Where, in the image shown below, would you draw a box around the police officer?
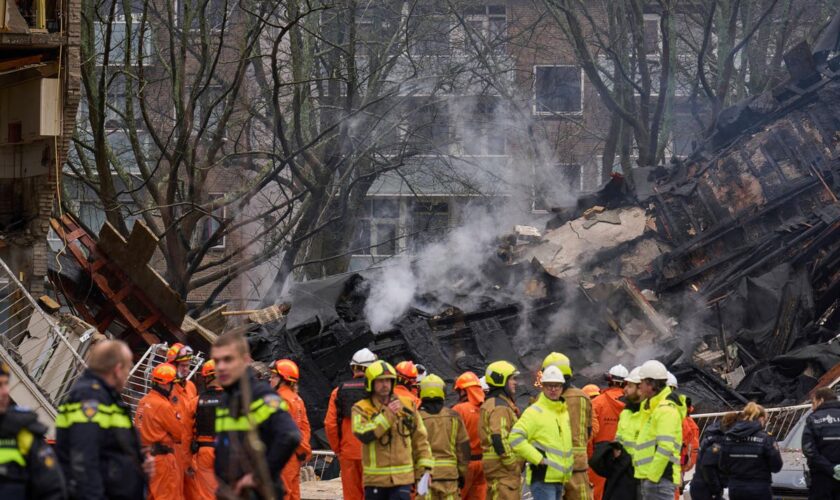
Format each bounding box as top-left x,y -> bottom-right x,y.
212,331 -> 301,499
803,387 -> 840,499
689,411 -> 738,500
0,360 -> 66,499
718,402 -> 782,500
56,339 -> 149,500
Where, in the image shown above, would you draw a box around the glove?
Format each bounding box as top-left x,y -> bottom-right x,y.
833,464 -> 840,481
417,470 -> 432,496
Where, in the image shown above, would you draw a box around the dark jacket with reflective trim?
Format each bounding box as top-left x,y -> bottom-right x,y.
0,406 -> 67,500
690,420 -> 728,497
214,369 -> 301,497
55,370 -> 144,500
719,420 -> 782,485
803,399 -> 840,477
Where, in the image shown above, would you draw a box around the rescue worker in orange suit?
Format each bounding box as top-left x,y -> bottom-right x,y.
325,348 -> 378,500
190,360 -> 222,500
589,365 -> 629,500
395,360 -> 422,409
541,352 -> 596,500
453,371 -> 487,500
165,343 -> 200,499
271,359 -> 312,500
135,363 -> 184,500
419,374 -> 470,499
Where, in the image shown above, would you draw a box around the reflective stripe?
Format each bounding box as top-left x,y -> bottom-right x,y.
418,457 -> 434,469
656,435 -> 677,444
0,447 -> 25,466
434,458 -> 458,466
55,402 -> 133,429
634,456 -> 653,466
215,397 -> 283,432
534,442 -> 574,458
365,463 -> 416,475
509,436 -> 526,448
729,454 -> 759,458
635,439 -> 656,450
545,458 -> 572,474
656,448 -> 679,464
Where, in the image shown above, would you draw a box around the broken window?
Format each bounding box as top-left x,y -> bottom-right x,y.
534,66 -> 582,114
409,200 -> 450,250
351,198 -> 400,256
199,194 -> 226,250
643,15 -> 661,57
463,5 -> 506,52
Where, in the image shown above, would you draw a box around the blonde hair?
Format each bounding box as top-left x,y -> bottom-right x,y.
741,402 -> 767,422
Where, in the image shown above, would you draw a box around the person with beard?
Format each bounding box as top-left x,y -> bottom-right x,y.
480,361 -> 523,500
452,371 -> 487,500
719,403 -> 782,500
589,366 -> 642,500
418,374 -> 470,500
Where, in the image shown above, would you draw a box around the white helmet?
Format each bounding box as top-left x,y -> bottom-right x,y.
608,364 -> 629,380
478,376 -> 490,392
540,365 -> 566,384
638,360 -> 669,381
625,367 -> 642,384
666,372 -> 678,389
350,348 -> 378,368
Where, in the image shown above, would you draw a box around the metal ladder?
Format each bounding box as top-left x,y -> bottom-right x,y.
0,257 -> 88,437
123,342 -> 204,412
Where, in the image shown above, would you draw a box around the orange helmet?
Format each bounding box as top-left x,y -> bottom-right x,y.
201,360 -> 216,379
395,360 -> 418,384
151,363 -> 177,385
166,343 -> 193,363
454,371 -> 481,390
582,384 -> 601,398
272,359 -> 300,383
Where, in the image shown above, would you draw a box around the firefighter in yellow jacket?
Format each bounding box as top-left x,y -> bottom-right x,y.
352,360 -> 434,500
417,374 -> 470,500
480,360 -> 523,500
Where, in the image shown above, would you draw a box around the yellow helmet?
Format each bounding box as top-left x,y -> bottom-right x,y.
485,361 -> 520,388
542,352 -> 572,377
364,360 -> 397,392
419,374 -> 446,399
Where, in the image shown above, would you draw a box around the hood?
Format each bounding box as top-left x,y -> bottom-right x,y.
727,420 -> 763,438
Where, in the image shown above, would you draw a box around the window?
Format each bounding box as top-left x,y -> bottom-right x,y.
460,96 -> 505,155
94,20 -> 153,66
463,5 -> 506,51
534,66 -> 583,114
351,198 -> 400,256
406,98 -> 449,152
194,84 -> 227,132
179,0 -> 231,32
106,129 -> 153,174
534,164 -> 581,211
409,200 -> 449,250
643,14 -> 661,57
409,6 -> 451,56
199,194 -> 226,250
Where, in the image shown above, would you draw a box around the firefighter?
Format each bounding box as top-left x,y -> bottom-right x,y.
590,365 -> 628,500
165,343 -> 200,499
395,360 -> 422,408
0,360 -> 66,499
804,387 -> 840,500
56,339 -> 150,500
325,347 -> 378,500
480,360 -> 522,500
718,402 -> 782,500
509,365 -> 573,500
452,371 -> 487,500
633,360 -> 682,500
541,352 -> 595,500
136,363 -> 184,500
351,360 -> 434,500
191,360 -> 223,500
271,359 -> 312,500
212,331 -> 301,498
418,374 -> 470,500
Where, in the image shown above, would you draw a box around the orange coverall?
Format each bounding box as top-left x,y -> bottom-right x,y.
675,414 -> 701,499
172,380 -> 199,499
589,386 -> 625,500
136,388 -> 184,500
453,385 -> 487,500
279,385 -> 312,500
325,377 -> 366,500
394,384 -> 420,409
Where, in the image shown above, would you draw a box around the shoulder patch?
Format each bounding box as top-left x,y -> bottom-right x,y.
264,394 -> 288,411
81,400 -> 100,419
91,382 -> 101,390
38,446 -> 57,469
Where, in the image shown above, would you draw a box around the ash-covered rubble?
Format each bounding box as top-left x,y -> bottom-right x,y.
243,29 -> 840,441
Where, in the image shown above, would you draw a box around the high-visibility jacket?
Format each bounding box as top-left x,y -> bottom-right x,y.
453,401 -> 483,456
324,377 -> 367,460
419,403 -> 470,480
509,393 -> 573,485
172,378 -> 198,498
563,386 -> 595,472
633,387 -> 682,484
592,387 -> 624,444
394,384 -> 421,409
56,369 -> 145,499
136,387 -> 185,500
479,392 -> 522,479
0,405 -> 65,500
352,394 -> 434,487
615,400 -> 642,459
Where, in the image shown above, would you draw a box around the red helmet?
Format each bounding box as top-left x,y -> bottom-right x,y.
201,360 -> 216,379
395,361 -> 418,384
151,363 -> 177,385
454,371 -> 481,390
272,359 -> 300,383
165,343 -> 184,363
